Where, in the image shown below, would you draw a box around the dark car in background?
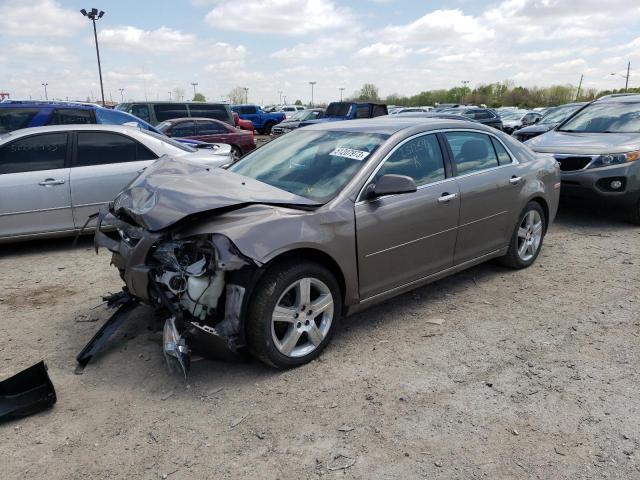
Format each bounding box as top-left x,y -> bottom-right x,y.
271,108 -> 325,136
157,117 -> 256,160
298,102 -> 387,128
526,94 -> 640,223
512,102 -> 586,142
0,100 -> 157,133
115,101 -> 234,127
441,107 -> 503,130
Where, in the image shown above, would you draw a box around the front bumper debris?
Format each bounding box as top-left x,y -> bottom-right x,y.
88,206 -> 262,377
0,361 -> 56,422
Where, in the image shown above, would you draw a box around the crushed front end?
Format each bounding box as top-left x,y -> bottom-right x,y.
90,205 -> 262,376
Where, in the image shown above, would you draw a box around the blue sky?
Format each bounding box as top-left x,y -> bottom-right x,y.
1,0 -> 639,104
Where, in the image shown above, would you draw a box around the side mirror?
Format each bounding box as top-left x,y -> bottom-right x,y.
534,117 -> 541,124
364,174 -> 417,199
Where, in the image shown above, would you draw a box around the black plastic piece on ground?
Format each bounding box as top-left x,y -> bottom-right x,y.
0,361 -> 56,422
75,297 -> 139,373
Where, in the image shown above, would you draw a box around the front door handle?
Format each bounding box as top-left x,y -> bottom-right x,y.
509,176 -> 522,185
39,178 -> 65,186
438,192 -> 458,203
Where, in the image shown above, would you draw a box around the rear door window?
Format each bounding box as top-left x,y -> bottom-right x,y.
49,109 -> 93,125
444,132 -> 499,175
372,105 -> 387,117
188,104 -> 230,123
0,108 -> 41,133
153,103 -> 188,122
0,133 -> 68,174
76,131 -> 157,166
240,106 -> 257,115
197,121 -> 228,135
355,105 -> 370,119
170,121 -> 196,137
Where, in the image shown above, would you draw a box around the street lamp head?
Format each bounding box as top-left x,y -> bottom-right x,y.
98,10 -> 104,18
80,8 -> 87,15
81,8 -> 105,20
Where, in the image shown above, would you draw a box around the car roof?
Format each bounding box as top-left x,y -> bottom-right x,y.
299,117 -> 486,135
160,117 -> 227,123
0,100 -> 97,110
594,93 -> 640,103
0,124 -> 146,139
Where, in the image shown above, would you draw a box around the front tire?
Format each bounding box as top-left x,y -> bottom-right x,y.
246,260 -> 341,368
628,199 -> 640,225
499,201 -> 546,269
262,121 -> 275,135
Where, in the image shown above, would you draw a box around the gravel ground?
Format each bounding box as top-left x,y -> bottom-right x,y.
1,205 -> 639,479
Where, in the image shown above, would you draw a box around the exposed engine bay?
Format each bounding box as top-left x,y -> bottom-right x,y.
82,205 -> 264,378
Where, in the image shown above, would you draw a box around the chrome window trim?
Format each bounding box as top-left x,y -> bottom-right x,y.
355,128 -> 518,203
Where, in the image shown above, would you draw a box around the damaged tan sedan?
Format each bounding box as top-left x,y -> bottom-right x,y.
89,118 -> 560,373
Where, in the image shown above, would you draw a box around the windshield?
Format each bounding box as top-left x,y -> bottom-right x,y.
540,105 -> 582,124
229,130 -> 388,202
326,102 -> 352,117
558,102 -> 640,133
287,110 -> 307,121
500,110 -> 527,120
139,129 -> 197,152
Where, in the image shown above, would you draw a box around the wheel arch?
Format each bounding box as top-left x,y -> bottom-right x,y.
527,196 -> 550,232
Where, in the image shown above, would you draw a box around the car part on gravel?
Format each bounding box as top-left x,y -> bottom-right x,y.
0,361 -> 56,422
75,290 -> 139,373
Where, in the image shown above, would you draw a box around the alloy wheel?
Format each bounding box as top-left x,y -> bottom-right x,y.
517,210 -> 543,262
270,277 -> 334,358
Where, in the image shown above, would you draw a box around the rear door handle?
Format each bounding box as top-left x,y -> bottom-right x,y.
438,192 -> 458,203
509,176 -> 522,185
39,178 -> 65,186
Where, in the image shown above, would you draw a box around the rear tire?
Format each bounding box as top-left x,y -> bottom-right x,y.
499,201 -> 546,269
230,146 -> 242,161
246,260 -> 341,369
262,121 -> 275,135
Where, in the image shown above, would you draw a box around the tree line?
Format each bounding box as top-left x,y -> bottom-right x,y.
348,82 -> 640,108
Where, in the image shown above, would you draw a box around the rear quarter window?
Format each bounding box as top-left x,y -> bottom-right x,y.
0,108 -> 40,133
153,103 -> 188,122
49,109 -> 93,125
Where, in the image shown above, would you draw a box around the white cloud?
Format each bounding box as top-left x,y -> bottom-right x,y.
12,43 -> 75,63
356,42 -> 411,59
382,9 -> 495,44
270,38 -> 356,61
100,26 -> 196,53
0,0 -> 84,37
205,0 -> 354,35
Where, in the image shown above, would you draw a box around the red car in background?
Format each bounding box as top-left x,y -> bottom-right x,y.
157,117 -> 255,160
233,112 -> 254,131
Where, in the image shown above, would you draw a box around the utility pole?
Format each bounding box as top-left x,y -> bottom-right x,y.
243,87 -> 249,104
575,74 -> 583,101
191,82 -> 198,99
118,88 -> 125,102
461,80 -> 470,103
80,8 -> 106,106
625,61 -> 630,92
309,81 -> 316,107
168,91 -> 172,100
278,90 -> 282,105
41,82 -> 48,100
339,87 -> 345,101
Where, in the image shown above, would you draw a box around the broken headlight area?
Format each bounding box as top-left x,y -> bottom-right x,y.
146,234 -> 259,375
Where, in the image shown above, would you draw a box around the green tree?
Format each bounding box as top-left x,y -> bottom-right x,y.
193,92 -> 206,102
357,83 -> 380,102
228,86 -> 246,104
294,99 -> 303,105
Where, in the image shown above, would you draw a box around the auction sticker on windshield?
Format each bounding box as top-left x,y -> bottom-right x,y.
329,147 -> 371,161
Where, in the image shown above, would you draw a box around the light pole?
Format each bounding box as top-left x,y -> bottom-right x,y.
278,90 -> 283,105
168,91 -> 172,100
309,81 -> 316,107
339,87 -> 345,101
80,8 -> 106,106
610,62 -> 631,92
243,87 -> 249,104
41,82 -> 49,100
118,88 -> 125,102
191,82 -> 198,99
461,80 -> 470,103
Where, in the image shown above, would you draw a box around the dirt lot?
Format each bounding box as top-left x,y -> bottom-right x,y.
1,205 -> 639,480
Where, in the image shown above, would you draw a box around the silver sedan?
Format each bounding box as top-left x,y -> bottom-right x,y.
0,125 -> 231,242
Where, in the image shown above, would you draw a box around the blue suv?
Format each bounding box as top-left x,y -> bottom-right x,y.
0,100 -> 160,133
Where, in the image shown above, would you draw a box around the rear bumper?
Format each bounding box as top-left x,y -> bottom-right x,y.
560,162 -> 640,207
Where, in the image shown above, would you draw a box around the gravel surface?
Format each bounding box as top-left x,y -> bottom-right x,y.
1,205 -> 639,479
